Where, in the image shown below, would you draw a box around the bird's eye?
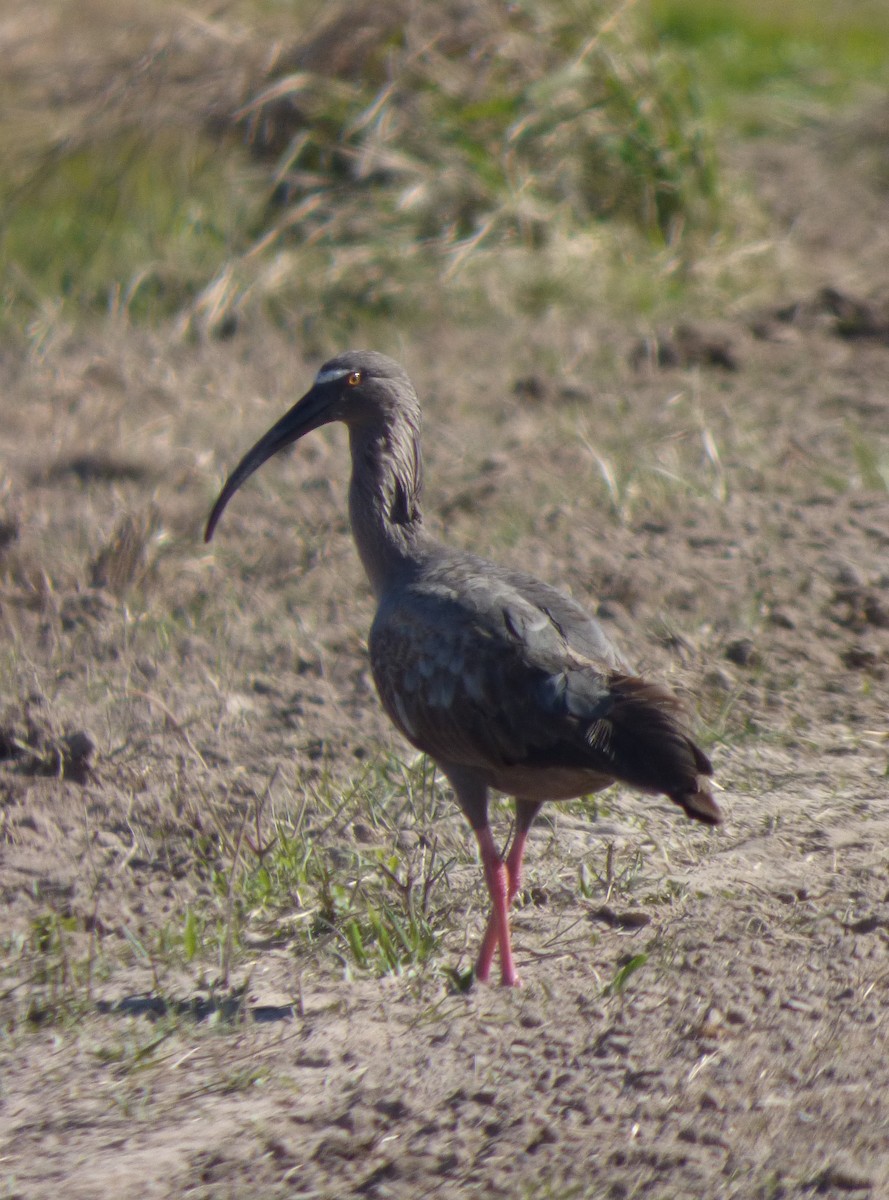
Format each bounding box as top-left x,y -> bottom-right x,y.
347,370 -> 362,387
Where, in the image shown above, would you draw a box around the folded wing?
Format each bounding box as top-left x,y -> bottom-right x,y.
369,555 -> 718,824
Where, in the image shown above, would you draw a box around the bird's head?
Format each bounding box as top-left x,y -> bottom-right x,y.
204,350 -> 418,541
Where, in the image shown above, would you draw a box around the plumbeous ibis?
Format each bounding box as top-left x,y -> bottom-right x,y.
205,350 -> 720,986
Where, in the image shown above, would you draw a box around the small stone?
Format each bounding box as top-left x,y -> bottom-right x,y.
591,905 -> 651,929
724,637 -> 760,668
62,730 -> 96,783
832,562 -> 865,587
520,1007 -> 545,1029
814,1162 -> 874,1192
842,644 -> 881,671
703,666 -> 735,691
513,374 -> 549,402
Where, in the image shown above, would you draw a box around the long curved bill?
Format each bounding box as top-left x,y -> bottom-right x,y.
204,383 -> 332,542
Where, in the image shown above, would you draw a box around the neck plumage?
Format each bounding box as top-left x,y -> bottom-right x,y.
348,415 -> 426,598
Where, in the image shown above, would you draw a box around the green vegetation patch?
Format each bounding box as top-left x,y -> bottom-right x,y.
648,0 -> 889,130
1,0 -> 720,338
2,129 -> 262,324
3,0 -> 888,338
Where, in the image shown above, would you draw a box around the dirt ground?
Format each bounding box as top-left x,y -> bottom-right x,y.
2,102 -> 889,1199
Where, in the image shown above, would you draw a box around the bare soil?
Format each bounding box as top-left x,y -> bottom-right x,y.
2,103 -> 889,1199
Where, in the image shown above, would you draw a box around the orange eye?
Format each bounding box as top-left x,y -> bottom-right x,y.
347,370 -> 362,387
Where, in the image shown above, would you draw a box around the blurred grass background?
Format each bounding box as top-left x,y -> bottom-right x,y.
2,0 -> 887,345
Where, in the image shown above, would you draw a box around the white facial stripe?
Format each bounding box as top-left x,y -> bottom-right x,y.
314,366 -> 352,385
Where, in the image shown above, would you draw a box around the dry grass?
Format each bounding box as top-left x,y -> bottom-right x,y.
1,0 -> 726,338
2,243 -> 889,1198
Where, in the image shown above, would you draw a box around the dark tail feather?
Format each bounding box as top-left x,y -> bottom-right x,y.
672,735 -> 721,825
594,674 -> 721,825
672,784 -> 722,825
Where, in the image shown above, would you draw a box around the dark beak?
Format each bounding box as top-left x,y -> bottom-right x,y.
205,384 -> 331,542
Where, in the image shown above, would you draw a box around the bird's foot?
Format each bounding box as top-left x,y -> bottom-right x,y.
473,955 -> 522,988
475,912 -> 522,986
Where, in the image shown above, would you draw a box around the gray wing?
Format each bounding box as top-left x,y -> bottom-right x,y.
369,562 -> 622,772
369,555 -> 715,812
496,562 -> 632,672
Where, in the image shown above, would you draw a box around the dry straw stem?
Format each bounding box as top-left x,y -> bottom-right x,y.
2,0 -> 720,335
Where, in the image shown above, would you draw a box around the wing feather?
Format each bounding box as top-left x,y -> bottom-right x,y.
368,554 -> 718,822
369,566 -> 620,772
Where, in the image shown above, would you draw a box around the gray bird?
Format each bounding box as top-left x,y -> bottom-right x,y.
205,350 -> 720,986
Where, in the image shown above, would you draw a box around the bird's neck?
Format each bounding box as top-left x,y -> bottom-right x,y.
348,419 -> 426,598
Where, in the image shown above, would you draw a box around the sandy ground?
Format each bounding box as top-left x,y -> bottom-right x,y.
2,102 -> 889,1198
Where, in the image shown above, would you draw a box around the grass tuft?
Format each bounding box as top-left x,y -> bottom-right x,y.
1,0 -> 722,339
155,754 -> 463,983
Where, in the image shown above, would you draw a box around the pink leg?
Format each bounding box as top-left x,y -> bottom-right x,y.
473,825 -> 519,986
474,801 -> 542,987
